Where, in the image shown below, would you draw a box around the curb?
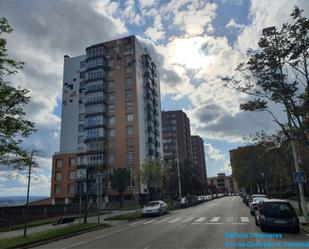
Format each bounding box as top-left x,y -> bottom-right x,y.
15,225 -> 110,249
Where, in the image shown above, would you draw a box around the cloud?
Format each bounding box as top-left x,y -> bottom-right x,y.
204,143 -> 225,161
225,18 -> 245,29
145,27 -> 165,42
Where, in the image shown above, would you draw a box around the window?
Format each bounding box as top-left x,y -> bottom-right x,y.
108,128 -> 115,138
126,101 -> 133,111
79,113 -> 84,121
78,135 -> 84,144
85,115 -> 104,127
68,183 -> 75,194
107,81 -> 114,90
126,126 -> 133,135
108,116 -> 115,125
125,55 -> 132,64
69,157 -> 76,166
108,140 -> 115,150
69,171 -> 76,180
127,114 -> 133,122
108,70 -> 114,77
125,66 -> 132,74
56,159 -> 62,169
127,152 -> 134,160
108,94 -> 115,103
78,124 -> 84,132
126,90 -> 133,99
126,78 -> 132,87
55,172 -> 62,181
127,138 -> 134,147
108,104 -> 115,113
108,59 -> 114,67
108,153 -> 115,163
55,184 -> 61,194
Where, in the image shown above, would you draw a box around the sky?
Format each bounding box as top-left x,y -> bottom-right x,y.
0,0 -> 308,196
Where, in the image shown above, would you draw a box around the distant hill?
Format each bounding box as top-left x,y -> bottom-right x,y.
0,196 -> 48,206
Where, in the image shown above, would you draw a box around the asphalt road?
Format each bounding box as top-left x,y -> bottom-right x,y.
33,196 -> 309,249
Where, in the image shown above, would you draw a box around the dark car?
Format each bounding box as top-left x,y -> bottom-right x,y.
255,199 -> 299,233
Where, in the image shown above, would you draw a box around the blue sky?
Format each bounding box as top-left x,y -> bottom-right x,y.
1,0 -> 308,196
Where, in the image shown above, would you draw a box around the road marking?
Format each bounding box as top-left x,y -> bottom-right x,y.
177,224 -> 186,230
240,217 -> 250,223
154,217 -> 169,224
210,216 -> 220,222
129,221 -> 143,226
192,222 -> 248,225
181,217 -> 194,223
143,219 -> 157,224
168,218 -> 182,223
144,245 -> 151,249
225,217 -> 234,223
195,217 -> 206,222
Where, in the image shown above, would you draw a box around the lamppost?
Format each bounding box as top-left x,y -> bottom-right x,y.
263,26 -> 308,223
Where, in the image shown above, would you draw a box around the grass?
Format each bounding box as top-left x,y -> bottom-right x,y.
0,223 -> 110,249
0,218 -> 58,233
105,211 -> 141,221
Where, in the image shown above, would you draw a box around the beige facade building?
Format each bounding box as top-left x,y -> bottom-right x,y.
51,36 -> 162,205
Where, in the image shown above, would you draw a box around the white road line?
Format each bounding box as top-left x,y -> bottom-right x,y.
195,217 -> 206,222
154,217 -> 169,224
168,218 -> 182,223
177,224 -> 186,230
240,217 -> 250,223
181,217 -> 194,223
192,222 -> 248,225
144,245 -> 151,249
143,219 -> 157,224
210,216 -> 220,222
129,221 -> 143,226
225,217 -> 234,223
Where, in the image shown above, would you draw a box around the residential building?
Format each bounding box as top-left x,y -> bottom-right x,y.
207,173 -> 239,194
191,135 -> 208,193
161,110 -> 192,165
51,35 -> 162,205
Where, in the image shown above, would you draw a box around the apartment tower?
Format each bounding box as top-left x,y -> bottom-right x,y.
51,36 -> 162,205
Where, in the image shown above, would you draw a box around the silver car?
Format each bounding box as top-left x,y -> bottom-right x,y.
142,201 -> 168,217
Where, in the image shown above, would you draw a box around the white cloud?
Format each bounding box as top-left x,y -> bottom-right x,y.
145,27 -> 165,42
204,143 -> 225,161
225,18 -> 245,29
138,0 -> 156,9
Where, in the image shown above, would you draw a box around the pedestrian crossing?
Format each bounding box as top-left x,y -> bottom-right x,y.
129,216 -> 251,226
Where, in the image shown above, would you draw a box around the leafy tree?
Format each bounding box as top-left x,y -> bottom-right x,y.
223,7 -> 309,147
141,159 -> 164,201
0,17 -> 35,167
110,168 -> 130,208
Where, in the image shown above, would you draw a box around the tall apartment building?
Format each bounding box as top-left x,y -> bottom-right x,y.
51,36 -> 162,205
191,135 -> 208,192
161,110 -> 192,166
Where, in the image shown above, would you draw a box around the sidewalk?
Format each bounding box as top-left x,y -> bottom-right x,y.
0,210 -> 136,239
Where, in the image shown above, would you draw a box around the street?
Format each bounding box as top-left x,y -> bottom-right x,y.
33,196 -> 309,249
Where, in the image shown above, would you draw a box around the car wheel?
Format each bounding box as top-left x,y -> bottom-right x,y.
158,209 -> 162,216
255,217 -> 259,226
260,225 -> 267,232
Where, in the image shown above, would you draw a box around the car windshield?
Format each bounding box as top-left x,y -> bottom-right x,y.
263,202 -> 295,218
145,202 -> 160,207
253,197 -> 265,203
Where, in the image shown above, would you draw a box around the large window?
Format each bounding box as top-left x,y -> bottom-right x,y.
69,171 -> 76,180
85,80 -> 103,92
108,116 -> 116,125
69,157 -> 76,166
86,128 -> 104,139
108,94 -> 115,103
54,184 -> 61,194
85,115 -> 104,127
78,135 -> 84,144
56,159 -> 62,169
55,172 -> 62,181
126,78 -> 132,88
108,153 -> 115,163
68,183 -> 75,194
108,104 -> 115,113
87,69 -> 104,79
127,114 -> 133,123
78,124 -> 84,132
87,46 -> 104,58
87,57 -> 104,68
127,152 -> 134,161
126,89 -> 133,99
108,128 -> 115,138
127,126 -> 133,135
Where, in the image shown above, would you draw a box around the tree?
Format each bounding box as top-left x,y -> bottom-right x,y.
110,168 -> 130,208
0,17 -> 35,168
141,159 -> 164,201
222,7 -> 308,147
180,159 -> 203,196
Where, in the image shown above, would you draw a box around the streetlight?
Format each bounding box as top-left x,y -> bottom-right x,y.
263,26 -> 308,223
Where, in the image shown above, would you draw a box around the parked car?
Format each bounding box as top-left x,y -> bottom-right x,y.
247,194 -> 267,207
142,200 -> 168,217
187,195 -> 199,206
174,197 -> 189,208
249,197 -> 268,215
255,199 -> 299,233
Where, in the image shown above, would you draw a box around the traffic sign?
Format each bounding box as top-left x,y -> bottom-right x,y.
293,171 -> 306,183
